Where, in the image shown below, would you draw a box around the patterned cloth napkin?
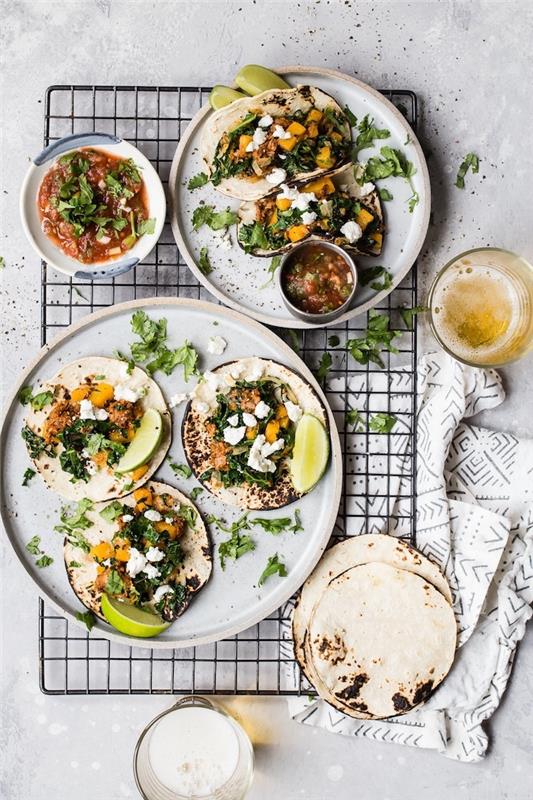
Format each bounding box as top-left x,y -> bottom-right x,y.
283,351 -> 533,761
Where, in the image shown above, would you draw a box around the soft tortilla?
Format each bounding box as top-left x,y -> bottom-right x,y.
65,480 -> 212,620
182,357 -> 327,510
308,562 -> 456,719
237,166 -> 384,257
202,85 -> 352,201
24,357 -> 171,502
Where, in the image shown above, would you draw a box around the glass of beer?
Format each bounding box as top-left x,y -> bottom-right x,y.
428,247 -> 533,367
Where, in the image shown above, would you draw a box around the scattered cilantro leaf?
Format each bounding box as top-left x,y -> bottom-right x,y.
68,561 -> 82,568
187,172 -> 209,190
137,218 -> 156,236
360,146 -> 417,211
26,535 -> 41,555
54,499 -> 94,552
189,487 -> 204,501
129,311 -> 199,381
106,570 -> 124,595
99,500 -> 124,523
346,311 -> 402,369
369,412 -> 397,433
346,409 -> 364,431
0,256 -> 5,269
400,305 -> 427,329
22,467 -> 36,486
18,386 -> 33,405
359,266 -> 392,291
250,510 -> 301,535
30,391 -> 54,411
258,553 -> 287,586
455,153 -> 480,189
343,105 -> 358,127
75,610 -> 96,632
260,256 -> 282,288
315,352 -> 332,382
378,187 -> 393,201
170,462 -> 193,479
179,504 -> 197,529
198,246 -> 212,275
408,191 -> 419,212
192,204 -> 239,232
219,530 -> 255,569
353,115 -> 391,155
36,554 -> 54,568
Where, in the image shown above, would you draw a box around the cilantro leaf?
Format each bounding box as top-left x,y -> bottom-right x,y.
54,499 -> 94,552
36,554 -> 54,568
346,311 -> 402,369
400,305 -> 427,329
260,255 -> 282,288
75,610 -> 96,632
170,462 -> 193,479
258,553 -> 287,586
137,218 -> 156,236
26,535 -> 41,555
353,115 -> 391,155
188,172 -> 209,190
346,409 -> 364,431
315,352 -> 332,382
198,246 -> 212,275
239,221 -> 270,254
343,105 -> 358,127
22,467 -> 36,486
189,487 -> 204,501
99,500 -> 125,523
359,266 -> 392,291
192,204 -> 239,232
18,386 -> 34,405
106,570 -> 124,595
455,153 -> 480,189
251,516 -> 294,535
178,504 -> 197,529
219,530 -> 255,569
378,187 -> 393,201
369,412 -> 397,433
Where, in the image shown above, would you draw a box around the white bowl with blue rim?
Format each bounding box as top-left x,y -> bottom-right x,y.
20,132 -> 166,280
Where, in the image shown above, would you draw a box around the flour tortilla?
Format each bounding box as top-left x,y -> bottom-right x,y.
308,562 -> 457,719
292,534 -> 452,707
237,166 -> 384,257
202,85 -> 352,201
65,480 -> 212,620
182,357 -> 327,510
24,357 -> 171,502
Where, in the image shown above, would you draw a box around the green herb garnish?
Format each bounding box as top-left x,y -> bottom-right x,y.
198,247 -> 212,275
378,187 -> 393,201
369,413 -> 397,433
75,610 -> 96,632
19,386 -> 34,405
260,256 -> 282,288
346,409 -> 364,431
343,105 -> 358,127
455,153 -> 479,189
170,462 -> 193,479
99,500 -> 125,523
316,352 -> 332,382
360,146 -> 417,212
106,570 -> 124,595
353,115 -> 390,155
54,498 -> 93,552
400,305 -> 427,329
22,467 -> 36,486
189,487 -> 204,501
188,172 -> 209,190
36,554 -> 54,568
346,311 -> 401,369
192,204 -> 239,232
26,535 -> 42,555
258,553 -> 287,586
129,310 -> 199,381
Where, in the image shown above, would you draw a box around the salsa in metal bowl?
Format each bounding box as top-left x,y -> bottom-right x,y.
280,242 -> 356,315
38,148 -> 155,264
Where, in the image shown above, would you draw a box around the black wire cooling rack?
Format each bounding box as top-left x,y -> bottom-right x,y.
38,84 -> 419,695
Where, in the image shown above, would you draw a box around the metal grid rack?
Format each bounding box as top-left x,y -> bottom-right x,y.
39,84 -> 419,695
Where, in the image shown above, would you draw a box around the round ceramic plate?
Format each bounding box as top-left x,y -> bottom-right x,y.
169,66 -> 430,328
0,298 -> 342,649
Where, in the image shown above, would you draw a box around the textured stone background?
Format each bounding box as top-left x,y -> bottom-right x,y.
1,2 -> 532,798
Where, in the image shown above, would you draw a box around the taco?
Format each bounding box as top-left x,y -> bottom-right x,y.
22,357 -> 171,501
182,357 -> 328,510
201,85 -> 352,201
64,481 -> 212,623
237,166 -> 384,257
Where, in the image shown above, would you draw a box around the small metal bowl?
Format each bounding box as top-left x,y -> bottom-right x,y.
277,240 -> 358,324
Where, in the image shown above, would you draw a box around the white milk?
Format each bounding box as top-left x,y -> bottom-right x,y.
148,706 -> 240,797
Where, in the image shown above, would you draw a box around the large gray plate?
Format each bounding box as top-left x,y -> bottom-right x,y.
169,65 -> 431,328
0,298 -> 342,649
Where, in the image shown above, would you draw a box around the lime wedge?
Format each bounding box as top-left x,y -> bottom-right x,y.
101,594 -> 170,638
289,414 -> 330,493
234,65 -> 290,95
115,408 -> 163,474
209,85 -> 247,110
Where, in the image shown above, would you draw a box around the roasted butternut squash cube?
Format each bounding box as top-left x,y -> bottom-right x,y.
307,123 -> 319,138
306,108 -> 323,123
276,197 -> 292,211
315,146 -> 335,169
269,209 -> 278,227
278,136 -> 297,152
355,208 -> 374,231
239,134 -> 252,153
114,546 -> 130,562
90,382 -> 114,408
370,231 -> 383,250
71,385 -> 91,402
287,121 -> 306,136
330,131 -> 343,143
131,464 -> 149,482
90,541 -> 115,561
304,176 -> 335,197
133,487 -> 153,504
246,425 -> 258,440
287,225 -> 309,243
265,419 -> 281,443
155,521 -> 177,538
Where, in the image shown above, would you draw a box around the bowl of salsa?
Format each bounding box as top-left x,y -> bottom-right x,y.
20,132 -> 166,280
278,241 -> 358,323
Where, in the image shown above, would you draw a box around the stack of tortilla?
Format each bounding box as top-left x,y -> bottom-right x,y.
292,534 -> 457,718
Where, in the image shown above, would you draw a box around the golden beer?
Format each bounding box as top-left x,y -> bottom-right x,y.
428,248 -> 533,367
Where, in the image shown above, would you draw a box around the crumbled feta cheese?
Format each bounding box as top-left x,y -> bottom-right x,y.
262,437 -> 285,457
223,425 -> 246,446
227,414 -> 239,427
144,509 -> 162,522
354,181 -> 375,197
258,114 -> 273,128
292,192 -> 317,212
340,220 -> 363,244
254,400 -> 271,419
244,358 -> 264,382
195,401 -> 210,415
94,408 -> 109,421
190,371 -> 221,413
272,124 -> 292,140
242,412 -> 257,428
229,362 -> 246,380
214,227 -> 232,250
153,584 -> 173,603
86,460 -> 97,475
114,383 -> 140,403
126,547 -> 147,577
142,564 -> 160,580
79,399 -> 96,420
285,400 -> 303,423
278,184 -> 300,201
122,514 -> 134,522
145,546 -> 165,563
169,392 -> 187,409
207,335 -> 227,355
247,435 -> 285,473
266,168 -> 287,186
164,516 -> 174,524
246,127 -> 268,152
301,211 -> 317,226
102,558 -> 111,567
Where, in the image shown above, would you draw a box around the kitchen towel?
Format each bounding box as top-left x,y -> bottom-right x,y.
283,351 -> 533,761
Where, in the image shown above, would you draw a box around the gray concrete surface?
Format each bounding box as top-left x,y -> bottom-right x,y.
1,2 -> 532,799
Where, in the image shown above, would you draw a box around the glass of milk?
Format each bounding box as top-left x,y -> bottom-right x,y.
133,696 -> 254,800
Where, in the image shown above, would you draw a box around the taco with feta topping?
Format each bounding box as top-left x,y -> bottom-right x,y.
201,85 -> 352,202
64,481 -> 211,624
181,357 -> 328,510
237,166 -> 384,257
22,357 -> 171,502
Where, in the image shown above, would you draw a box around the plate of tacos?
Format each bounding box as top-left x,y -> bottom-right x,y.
0,298 -> 341,647
170,65 -> 430,328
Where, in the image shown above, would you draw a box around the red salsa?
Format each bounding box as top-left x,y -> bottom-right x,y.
281,243 -> 354,314
38,148 -> 155,264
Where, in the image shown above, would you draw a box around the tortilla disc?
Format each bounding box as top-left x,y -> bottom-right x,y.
182,357 -> 327,510
202,85 -> 352,201
307,561 -> 456,719
65,480 -> 212,620
24,357 -> 171,502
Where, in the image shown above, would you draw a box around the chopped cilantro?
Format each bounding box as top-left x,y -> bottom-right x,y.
315,352 -> 332,382
36,554 -> 54,568
455,153 -> 480,189
343,105 -> 358,127
187,172 -> 209,190
22,467 -> 36,486
260,256 -> 282,288
99,500 -> 125,523
18,386 -> 34,405
75,610 -> 96,632
346,409 -> 364,431
198,246 -> 212,275
192,204 -> 239,232
346,311 -> 401,369
400,305 -> 427,329
258,553 -> 287,586
353,115 -> 391,155
189,487 -> 204,501
369,412 -> 397,433
170,462 -> 193,479
128,310 -> 199,381
378,187 -> 393,201
26,535 -> 42,555
106,570 -> 124,595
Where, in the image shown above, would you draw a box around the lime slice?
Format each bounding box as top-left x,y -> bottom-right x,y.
101,594 -> 170,638
234,65 -> 290,96
115,408 -> 163,474
289,414 -> 330,493
209,85 -> 247,110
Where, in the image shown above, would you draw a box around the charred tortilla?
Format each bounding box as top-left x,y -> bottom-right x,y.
182,357 -> 327,510
65,481 -> 212,622
202,85 -> 352,201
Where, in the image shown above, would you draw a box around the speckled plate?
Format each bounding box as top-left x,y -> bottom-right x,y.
169,66 -> 430,328
0,298 -> 342,649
